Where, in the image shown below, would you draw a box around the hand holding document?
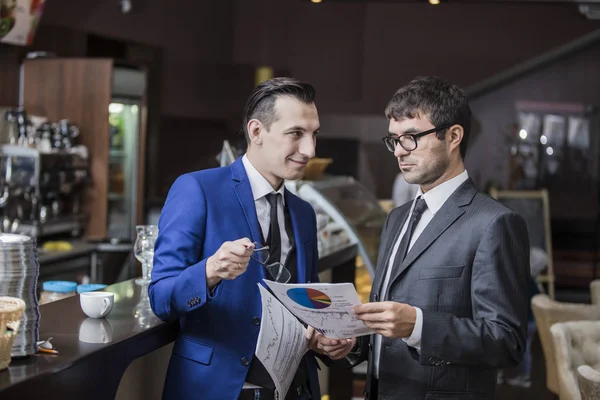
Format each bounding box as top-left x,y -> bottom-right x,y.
254,281 -> 373,399
264,280 -> 375,339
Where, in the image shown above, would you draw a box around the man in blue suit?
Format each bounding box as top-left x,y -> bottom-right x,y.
149,77 -> 354,400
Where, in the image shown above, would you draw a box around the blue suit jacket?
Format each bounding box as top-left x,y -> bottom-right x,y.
149,158 -> 321,400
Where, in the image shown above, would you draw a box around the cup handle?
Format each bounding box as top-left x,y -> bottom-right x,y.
101,298 -> 111,315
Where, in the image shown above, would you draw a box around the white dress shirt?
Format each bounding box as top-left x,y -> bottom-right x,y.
242,154 -> 291,263
374,170 -> 469,378
241,154 -> 291,390
392,172 -> 419,207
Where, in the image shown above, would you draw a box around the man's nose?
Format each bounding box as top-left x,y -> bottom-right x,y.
299,135 -> 316,159
394,142 -> 409,158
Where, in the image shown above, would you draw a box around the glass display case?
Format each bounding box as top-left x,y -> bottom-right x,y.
289,176 -> 387,303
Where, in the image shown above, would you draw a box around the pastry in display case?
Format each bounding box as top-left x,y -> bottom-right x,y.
288,176 -> 387,303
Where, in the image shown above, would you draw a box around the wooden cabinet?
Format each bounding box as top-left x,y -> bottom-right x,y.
22,58 -> 147,240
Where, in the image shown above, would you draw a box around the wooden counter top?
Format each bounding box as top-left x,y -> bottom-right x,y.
0,279 -> 178,399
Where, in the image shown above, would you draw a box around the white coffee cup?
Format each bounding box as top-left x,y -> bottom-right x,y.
80,292 -> 114,318
79,318 -> 114,343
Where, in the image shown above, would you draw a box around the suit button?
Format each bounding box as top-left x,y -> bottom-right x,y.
368,343 -> 373,351
252,317 -> 261,326
374,294 -> 379,301
241,357 -> 249,366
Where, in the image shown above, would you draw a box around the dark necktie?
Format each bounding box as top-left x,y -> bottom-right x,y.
265,193 -> 281,265
394,196 -> 428,264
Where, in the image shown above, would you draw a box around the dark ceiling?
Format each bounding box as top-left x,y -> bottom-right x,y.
300,0 -> 596,3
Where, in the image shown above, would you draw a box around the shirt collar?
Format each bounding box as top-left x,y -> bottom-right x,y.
415,170 -> 469,214
242,154 -> 286,204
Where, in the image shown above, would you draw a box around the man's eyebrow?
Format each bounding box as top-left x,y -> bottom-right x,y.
284,125 -> 306,132
402,127 -> 419,134
390,127 -> 419,135
284,125 -> 320,134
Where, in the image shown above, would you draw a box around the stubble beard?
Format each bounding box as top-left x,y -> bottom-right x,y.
402,145 -> 450,187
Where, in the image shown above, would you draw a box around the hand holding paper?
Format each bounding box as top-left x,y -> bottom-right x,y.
264,280 -> 375,339
352,301 -> 417,339
306,326 -> 356,360
254,281 -> 373,398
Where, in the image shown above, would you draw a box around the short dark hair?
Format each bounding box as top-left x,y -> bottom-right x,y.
385,76 -> 472,159
242,77 -> 316,143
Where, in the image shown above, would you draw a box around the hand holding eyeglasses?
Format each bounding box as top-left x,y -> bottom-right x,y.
206,238 -> 255,288
248,242 -> 292,283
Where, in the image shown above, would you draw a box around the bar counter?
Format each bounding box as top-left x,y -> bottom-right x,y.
0,244 -> 358,400
0,279 -> 177,399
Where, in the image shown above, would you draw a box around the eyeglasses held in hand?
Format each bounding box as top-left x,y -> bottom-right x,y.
381,124 -> 453,152
250,242 -> 291,284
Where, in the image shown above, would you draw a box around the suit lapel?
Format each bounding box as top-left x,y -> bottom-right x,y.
388,204 -> 465,284
285,190 -> 307,283
231,158 -> 263,245
388,178 -> 477,286
231,158 -> 310,283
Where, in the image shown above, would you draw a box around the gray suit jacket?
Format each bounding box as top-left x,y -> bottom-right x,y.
357,179 -> 530,400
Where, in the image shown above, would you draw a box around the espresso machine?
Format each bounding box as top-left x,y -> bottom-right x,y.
0,144 -> 89,238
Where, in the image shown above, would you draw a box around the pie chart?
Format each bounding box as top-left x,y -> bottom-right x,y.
287,288 -> 331,309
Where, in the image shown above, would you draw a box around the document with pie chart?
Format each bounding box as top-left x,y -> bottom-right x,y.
263,280 -> 374,339
255,284 -> 308,400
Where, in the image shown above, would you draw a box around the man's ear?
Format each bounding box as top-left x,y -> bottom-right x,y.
247,119 -> 263,145
447,124 -> 463,153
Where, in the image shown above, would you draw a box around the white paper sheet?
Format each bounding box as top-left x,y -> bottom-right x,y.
255,284 -> 308,399
264,280 -> 374,339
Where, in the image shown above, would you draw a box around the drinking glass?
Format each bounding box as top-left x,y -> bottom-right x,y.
134,225 -> 158,285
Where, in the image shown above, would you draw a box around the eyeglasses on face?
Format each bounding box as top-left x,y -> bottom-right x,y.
250,242 -> 291,284
381,124 -> 453,152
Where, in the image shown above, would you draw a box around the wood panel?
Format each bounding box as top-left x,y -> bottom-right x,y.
0,44 -> 21,107
0,25 -> 88,108
22,58 -> 113,239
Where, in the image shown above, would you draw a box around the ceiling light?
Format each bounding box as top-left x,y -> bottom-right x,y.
429,0 -> 440,5
519,129 -> 528,140
311,0 -> 322,3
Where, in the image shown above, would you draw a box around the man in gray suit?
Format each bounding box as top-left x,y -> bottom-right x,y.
350,76 -> 530,399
